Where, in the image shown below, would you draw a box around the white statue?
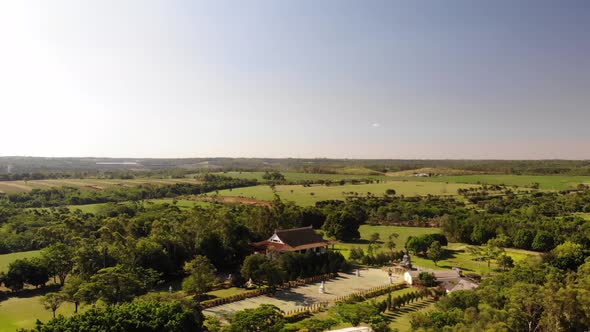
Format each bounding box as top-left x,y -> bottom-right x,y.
319,280 -> 326,293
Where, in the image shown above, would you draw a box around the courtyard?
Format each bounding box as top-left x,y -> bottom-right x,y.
204,268 -> 401,317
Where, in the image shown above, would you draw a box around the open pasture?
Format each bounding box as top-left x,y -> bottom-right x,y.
387,174 -> 590,191
0,178 -> 203,194
0,250 -> 41,273
211,181 -> 478,206
213,171 -> 389,182
59,198 -> 211,214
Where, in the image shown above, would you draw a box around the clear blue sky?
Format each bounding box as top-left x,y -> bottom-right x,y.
1,0 -> 589,158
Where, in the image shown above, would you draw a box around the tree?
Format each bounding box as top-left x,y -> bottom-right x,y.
73,239 -> 104,279
513,229 -> 534,250
385,189 -> 396,196
384,233 -> 399,257
531,231 -> 555,252
241,254 -> 270,282
4,258 -> 49,291
418,272 -> 437,287
4,259 -> 28,291
76,265 -> 157,304
262,171 -> 285,182
25,301 -> 202,332
469,238 -> 504,271
322,210 -> 362,241
497,253 -> 514,271
370,232 -> 380,243
41,243 -> 75,286
227,304 -> 284,332
240,254 -> 284,291
40,292 -> 66,318
550,241 -> 586,270
26,257 -> 51,288
405,236 -> 429,256
507,283 -> 543,332
181,255 -> 217,301
61,274 -> 84,313
349,247 -> 365,261
427,241 -> 443,266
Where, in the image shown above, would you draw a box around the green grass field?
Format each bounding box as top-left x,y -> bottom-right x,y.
335,226 -> 439,257
212,181 -> 478,207
0,250 -> 41,273
387,174 -> 590,191
213,171 -> 389,182
335,225 -> 540,275
0,178 -> 203,194
60,198 -> 211,214
0,296 -> 80,332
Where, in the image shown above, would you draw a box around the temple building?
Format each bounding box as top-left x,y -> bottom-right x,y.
251,226 -> 334,256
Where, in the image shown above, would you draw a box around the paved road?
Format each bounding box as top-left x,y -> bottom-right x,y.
204,268 -> 401,317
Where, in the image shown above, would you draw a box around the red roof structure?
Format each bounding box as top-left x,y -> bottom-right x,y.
251,226 -> 333,254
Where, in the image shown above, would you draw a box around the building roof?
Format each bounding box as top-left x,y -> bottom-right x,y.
448,278 -> 479,292
274,226 -> 327,247
251,226 -> 332,252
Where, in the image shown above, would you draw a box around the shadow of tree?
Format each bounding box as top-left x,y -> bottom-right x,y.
383,299 -> 435,321
0,284 -> 61,302
270,288 -> 319,306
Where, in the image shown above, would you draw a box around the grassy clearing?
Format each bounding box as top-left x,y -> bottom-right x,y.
0,178 -> 203,194
59,198 -> 210,214
0,250 -> 41,273
206,287 -> 249,299
336,225 -> 541,275
0,296 -> 81,332
334,226 -> 440,259
213,171 -> 389,182
387,174 -> 590,191
212,181 -> 477,207
409,243 -> 540,275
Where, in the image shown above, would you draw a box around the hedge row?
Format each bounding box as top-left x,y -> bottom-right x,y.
334,282 -> 407,305
283,302 -> 329,321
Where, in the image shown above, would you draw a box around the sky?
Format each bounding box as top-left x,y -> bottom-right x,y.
0,0 -> 589,159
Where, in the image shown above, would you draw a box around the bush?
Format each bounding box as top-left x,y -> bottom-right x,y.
418,272 -> 437,287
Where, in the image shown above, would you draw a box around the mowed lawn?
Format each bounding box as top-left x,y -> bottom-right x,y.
0,178 -> 203,194
335,226 -> 438,257
0,250 -> 59,332
212,181 -> 477,206
0,296 -> 80,332
0,250 -> 41,273
335,225 -> 541,275
387,174 -> 590,191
